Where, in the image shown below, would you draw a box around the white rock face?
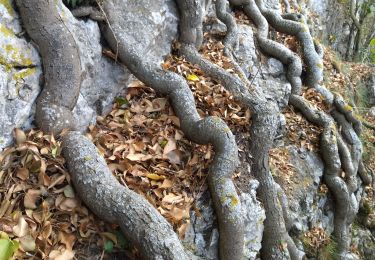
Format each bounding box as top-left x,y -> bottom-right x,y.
0,0 -> 41,150
103,0 -> 178,64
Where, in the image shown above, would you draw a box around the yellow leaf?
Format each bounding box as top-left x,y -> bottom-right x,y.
187,74 -> 199,81
146,173 -> 164,181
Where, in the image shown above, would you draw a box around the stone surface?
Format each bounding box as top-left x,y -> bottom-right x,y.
274,146 -> 336,236
183,180 -> 265,260
352,226 -> 375,259
266,58 -> 285,78
103,0 -> 178,64
0,0 -> 41,150
308,0 -> 352,57
234,25 -> 291,109
235,25 -> 257,79
368,107 -> 375,117
57,3 -> 131,131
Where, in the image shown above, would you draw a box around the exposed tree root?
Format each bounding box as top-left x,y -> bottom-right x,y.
214,0 -> 249,82
16,1 -> 190,259
62,132 -> 189,259
100,1 -> 250,259
230,0 -> 372,258
290,95 -> 359,257
16,0 -> 80,134
176,0 -> 304,259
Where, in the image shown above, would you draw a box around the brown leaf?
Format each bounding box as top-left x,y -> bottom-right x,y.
16,168 -> 29,180
24,189 -> 41,209
19,234 -> 36,252
163,138 -> 177,155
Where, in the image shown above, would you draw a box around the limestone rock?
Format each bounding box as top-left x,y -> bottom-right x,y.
0,0 -> 41,150
102,0 -> 178,64
1,1 -> 134,149
352,226 -> 375,259
275,146 -> 335,236
308,0 -> 352,57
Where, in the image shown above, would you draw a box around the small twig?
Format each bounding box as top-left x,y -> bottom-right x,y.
249,64 -> 261,88
95,0 -> 119,62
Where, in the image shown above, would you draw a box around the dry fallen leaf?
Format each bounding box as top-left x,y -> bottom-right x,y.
13,216 -> 29,237
19,234 -> 36,252
24,189 -> 41,209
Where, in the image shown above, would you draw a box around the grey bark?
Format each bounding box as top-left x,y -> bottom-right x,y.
16,0 -> 80,134
176,0 -> 304,259
101,1 -> 246,259
16,1 -> 190,259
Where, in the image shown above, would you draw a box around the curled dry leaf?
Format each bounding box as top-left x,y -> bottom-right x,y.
24,189 -> 41,209
13,128 -> 26,145
18,234 -> 36,252
13,216 -> 29,237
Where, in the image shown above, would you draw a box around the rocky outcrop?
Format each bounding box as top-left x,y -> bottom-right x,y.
308,0 -> 352,58
285,146 -> 334,235
56,3 -> 131,131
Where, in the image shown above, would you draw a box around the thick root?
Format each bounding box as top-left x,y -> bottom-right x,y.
176,0 -> 303,259
229,0 -> 302,94
17,1 -> 190,259
236,0 -> 366,255
290,95 -> 359,257
101,1 -> 246,259
16,0 -> 80,134
214,0 -> 249,82
62,132 -> 189,260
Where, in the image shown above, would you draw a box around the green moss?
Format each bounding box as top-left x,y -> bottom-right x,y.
361,201 -> 372,216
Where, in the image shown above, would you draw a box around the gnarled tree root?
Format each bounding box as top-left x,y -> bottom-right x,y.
290,95 -> 359,258
62,132 -> 189,259
16,1 -> 190,259
101,1 -> 245,260
176,0 -> 303,259
232,0 -> 367,256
